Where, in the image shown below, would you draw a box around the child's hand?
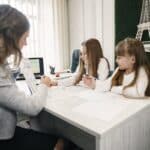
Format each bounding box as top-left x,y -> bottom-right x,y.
82,75 -> 96,89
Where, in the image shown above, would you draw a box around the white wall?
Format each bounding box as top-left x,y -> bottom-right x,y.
68,0 -> 115,70
68,0 -> 84,51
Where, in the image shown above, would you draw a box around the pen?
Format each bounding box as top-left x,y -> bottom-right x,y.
85,64 -> 88,75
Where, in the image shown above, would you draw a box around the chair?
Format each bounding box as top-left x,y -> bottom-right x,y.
109,70 -> 114,77
71,49 -> 80,73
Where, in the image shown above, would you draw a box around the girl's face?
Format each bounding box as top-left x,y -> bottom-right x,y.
116,55 -> 135,71
18,31 -> 29,50
80,45 -> 88,64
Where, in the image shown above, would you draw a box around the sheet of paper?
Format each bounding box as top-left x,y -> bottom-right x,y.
20,58 -> 38,93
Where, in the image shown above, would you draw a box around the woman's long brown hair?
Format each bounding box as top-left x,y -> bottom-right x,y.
112,38 -> 150,96
0,5 -> 29,66
74,38 -> 105,85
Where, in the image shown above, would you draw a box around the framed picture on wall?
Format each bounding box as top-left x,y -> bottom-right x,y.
136,0 -> 150,53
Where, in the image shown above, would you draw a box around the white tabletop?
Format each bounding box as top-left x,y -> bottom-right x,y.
45,86 -> 150,138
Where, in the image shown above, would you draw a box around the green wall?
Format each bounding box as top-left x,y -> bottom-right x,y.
115,0 -> 150,62
115,0 -> 142,44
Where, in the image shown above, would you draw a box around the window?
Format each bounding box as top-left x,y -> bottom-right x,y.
0,0 -> 55,74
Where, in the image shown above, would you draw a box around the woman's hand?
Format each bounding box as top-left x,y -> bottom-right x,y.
50,80 -> 58,86
41,76 -> 58,87
82,75 -> 96,89
40,76 -> 52,87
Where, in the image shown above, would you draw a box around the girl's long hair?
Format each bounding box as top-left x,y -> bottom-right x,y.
74,38 -> 106,85
112,38 -> 150,96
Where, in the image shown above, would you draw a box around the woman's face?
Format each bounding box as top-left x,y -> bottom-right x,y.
18,31 -> 29,50
80,45 -> 88,64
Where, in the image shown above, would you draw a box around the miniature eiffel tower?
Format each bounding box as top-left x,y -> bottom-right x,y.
136,0 -> 150,41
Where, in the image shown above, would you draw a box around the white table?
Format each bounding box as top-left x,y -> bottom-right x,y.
16,81 -> 150,150
43,86 -> 150,150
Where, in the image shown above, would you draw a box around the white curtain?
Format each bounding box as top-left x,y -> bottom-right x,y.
0,0 -> 70,74
52,0 -> 70,71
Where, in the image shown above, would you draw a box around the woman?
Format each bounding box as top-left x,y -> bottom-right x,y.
0,4 -> 76,150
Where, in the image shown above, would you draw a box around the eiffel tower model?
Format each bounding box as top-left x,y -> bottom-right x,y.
136,0 -> 150,42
